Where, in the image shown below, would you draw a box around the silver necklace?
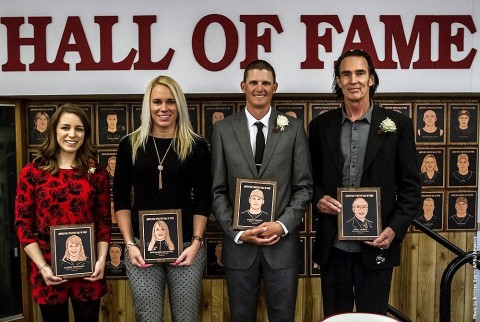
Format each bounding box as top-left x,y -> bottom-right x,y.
153,137 -> 173,189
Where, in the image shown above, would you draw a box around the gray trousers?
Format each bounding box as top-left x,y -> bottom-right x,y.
125,242 -> 206,322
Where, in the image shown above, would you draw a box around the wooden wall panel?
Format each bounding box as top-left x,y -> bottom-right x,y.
20,97 -> 478,322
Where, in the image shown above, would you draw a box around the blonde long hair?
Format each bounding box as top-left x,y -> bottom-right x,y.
63,235 -> 87,261
129,76 -> 199,163
148,220 -> 175,251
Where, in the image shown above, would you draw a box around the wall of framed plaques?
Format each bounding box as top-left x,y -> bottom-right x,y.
22,96 -> 479,281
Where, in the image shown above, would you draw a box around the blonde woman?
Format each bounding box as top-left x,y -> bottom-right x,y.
148,220 -> 175,252
113,75 -> 211,322
419,154 -> 442,186
61,235 -> 89,264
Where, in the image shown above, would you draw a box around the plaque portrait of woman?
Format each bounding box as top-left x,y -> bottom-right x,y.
419,154 -> 443,187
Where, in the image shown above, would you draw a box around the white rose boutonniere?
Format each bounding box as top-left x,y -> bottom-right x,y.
378,117 -> 397,134
274,115 -> 289,133
87,160 -> 96,181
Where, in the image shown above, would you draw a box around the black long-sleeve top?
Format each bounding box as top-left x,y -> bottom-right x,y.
113,135 -> 211,241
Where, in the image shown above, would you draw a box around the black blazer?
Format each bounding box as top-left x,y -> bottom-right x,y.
309,105 -> 421,269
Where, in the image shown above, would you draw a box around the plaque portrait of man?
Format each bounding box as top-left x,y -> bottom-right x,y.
449,106 -> 479,144
105,242 -> 126,278
233,179 -> 276,230
338,188 -> 381,240
202,104 -> 235,144
238,189 -> 270,227
345,197 -> 374,232
206,240 -> 225,277
448,150 -> 478,188
447,195 -> 477,231
27,105 -> 56,146
415,195 -> 443,231
97,105 -> 128,145
415,106 -> 446,144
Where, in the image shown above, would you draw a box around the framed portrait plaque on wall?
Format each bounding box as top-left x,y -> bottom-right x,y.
105,239 -> 127,279
50,224 -> 95,279
139,209 -> 183,263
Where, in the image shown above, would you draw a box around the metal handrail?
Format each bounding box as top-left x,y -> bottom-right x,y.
439,252 -> 478,322
412,219 -> 478,322
411,219 -> 464,255
388,305 -> 412,322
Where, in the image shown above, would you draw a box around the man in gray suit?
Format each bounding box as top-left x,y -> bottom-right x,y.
211,60 -> 312,322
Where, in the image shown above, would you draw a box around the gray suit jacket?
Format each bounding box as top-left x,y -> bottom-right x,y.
211,108 -> 313,270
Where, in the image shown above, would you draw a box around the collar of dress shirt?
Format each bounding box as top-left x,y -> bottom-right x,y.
245,107 -> 272,131
341,101 -> 374,124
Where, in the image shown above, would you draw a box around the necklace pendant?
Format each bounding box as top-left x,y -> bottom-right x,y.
158,164 -> 163,171
159,170 -> 163,190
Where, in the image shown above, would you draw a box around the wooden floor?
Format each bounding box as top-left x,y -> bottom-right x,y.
30,231 -> 475,322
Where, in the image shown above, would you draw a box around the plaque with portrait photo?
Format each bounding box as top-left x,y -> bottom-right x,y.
448,103 -> 479,145
188,103 -> 201,134
308,102 -> 341,123
105,239 -> 127,279
310,202 -> 319,233
98,149 -> 117,192
413,192 -> 444,232
446,191 -> 477,231
378,102 -> 412,118
131,104 -> 142,131
96,104 -> 129,146
337,187 -> 382,241
414,103 -> 446,145
109,196 -> 120,234
298,211 -> 307,234
77,103 -> 95,144
205,237 -> 225,278
447,147 -> 478,188
298,236 -> 307,277
309,236 -> 321,276
205,212 -> 223,235
416,148 -> 445,188
274,103 -> 307,130
50,224 -> 95,279
139,209 -> 183,263
202,103 -> 235,144
27,148 -> 39,163
27,104 -> 57,146
233,178 -> 277,230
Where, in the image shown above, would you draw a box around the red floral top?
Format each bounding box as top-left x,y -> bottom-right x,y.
15,162 -> 111,249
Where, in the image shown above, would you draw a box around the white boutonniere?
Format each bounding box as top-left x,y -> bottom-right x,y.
87,160 -> 96,181
377,117 -> 397,134
274,115 -> 289,133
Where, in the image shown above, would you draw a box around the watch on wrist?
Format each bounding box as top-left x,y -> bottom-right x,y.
191,235 -> 204,247
126,241 -> 137,251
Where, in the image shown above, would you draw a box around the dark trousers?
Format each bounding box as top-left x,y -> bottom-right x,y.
320,247 -> 393,318
225,248 -> 299,322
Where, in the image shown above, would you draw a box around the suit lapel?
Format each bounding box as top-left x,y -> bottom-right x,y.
325,111 -> 344,174
232,110 -> 258,176
363,106 -> 386,171
258,110 -> 281,177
